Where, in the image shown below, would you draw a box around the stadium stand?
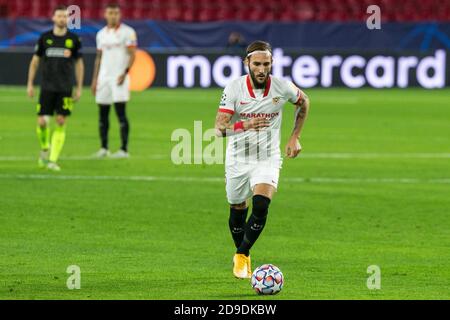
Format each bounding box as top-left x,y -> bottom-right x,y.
0,0 -> 448,22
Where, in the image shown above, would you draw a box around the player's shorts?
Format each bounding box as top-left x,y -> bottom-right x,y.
225,161 -> 280,204
95,75 -> 130,105
37,90 -> 73,116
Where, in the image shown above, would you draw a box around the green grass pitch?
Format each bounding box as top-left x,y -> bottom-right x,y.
0,86 -> 449,299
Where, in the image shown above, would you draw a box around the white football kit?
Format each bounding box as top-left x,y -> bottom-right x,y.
95,23 -> 137,104
219,75 -> 303,204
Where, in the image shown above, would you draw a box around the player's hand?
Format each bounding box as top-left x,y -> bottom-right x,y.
244,117 -> 270,131
73,87 -> 82,102
91,81 -> 97,95
27,84 -> 34,98
117,74 -> 126,85
285,137 -> 302,158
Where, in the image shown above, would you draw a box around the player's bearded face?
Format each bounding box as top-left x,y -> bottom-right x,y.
248,54 -> 272,89
105,8 -> 121,26
52,10 -> 68,28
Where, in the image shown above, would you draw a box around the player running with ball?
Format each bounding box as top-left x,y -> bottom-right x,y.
215,41 -> 310,279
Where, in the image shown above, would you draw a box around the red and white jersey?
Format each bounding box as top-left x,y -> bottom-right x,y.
219,75 -> 303,167
96,23 -> 137,79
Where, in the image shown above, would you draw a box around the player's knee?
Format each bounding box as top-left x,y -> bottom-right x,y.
99,114 -> 108,124
99,106 -> 110,118
114,103 -> 127,118
230,201 -> 247,210
37,119 -> 46,128
252,195 -> 271,217
116,111 -> 127,123
119,111 -> 128,120
37,116 -> 49,128
55,115 -> 66,126
119,116 -> 128,124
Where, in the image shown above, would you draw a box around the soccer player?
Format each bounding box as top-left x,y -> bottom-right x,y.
27,5 -> 84,171
91,3 -> 137,158
215,41 -> 310,279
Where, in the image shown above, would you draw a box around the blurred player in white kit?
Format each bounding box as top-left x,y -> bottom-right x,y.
91,3 -> 137,158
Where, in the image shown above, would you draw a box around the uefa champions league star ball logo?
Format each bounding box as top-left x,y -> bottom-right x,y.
251,264 -> 284,295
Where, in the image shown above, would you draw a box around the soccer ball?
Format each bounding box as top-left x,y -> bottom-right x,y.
251,264 -> 284,295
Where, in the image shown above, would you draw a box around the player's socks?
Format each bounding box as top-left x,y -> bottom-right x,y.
36,125 -> 50,150
36,125 -> 50,167
99,104 -> 111,150
49,124 -> 66,163
229,206 -> 249,248
237,195 -> 271,256
114,102 -> 129,152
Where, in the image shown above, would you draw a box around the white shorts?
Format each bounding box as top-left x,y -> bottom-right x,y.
225,162 -> 280,204
95,76 -> 130,105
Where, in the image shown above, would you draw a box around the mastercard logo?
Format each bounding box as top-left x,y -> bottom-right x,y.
129,49 -> 156,91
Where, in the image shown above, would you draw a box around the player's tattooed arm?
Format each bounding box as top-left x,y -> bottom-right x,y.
215,111 -> 234,137
292,91 -> 310,136
91,50 -> 102,95
286,89 -> 310,158
215,112 -> 270,137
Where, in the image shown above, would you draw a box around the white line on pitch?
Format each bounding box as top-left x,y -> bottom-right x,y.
1,153 -> 450,162
1,174 -> 450,184
0,174 -> 222,183
0,155 -> 167,161
300,153 -> 450,159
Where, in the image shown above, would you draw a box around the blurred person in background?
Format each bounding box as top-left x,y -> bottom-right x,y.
227,31 -> 247,54
26,5 -> 84,171
91,3 -> 137,159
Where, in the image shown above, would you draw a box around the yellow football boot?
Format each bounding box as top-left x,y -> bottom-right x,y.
233,253 -> 250,279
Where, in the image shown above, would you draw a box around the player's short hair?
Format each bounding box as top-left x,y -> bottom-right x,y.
53,5 -> 67,14
245,41 -> 272,61
105,3 -> 120,9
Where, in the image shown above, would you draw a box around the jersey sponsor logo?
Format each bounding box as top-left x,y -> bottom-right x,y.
46,39 -> 53,45
102,43 -> 124,50
239,112 -> 279,119
240,101 -> 251,105
45,47 -> 72,58
65,39 -> 74,49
